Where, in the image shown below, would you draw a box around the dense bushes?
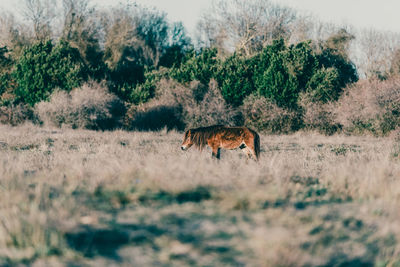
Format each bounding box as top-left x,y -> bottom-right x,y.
333,78 -> 400,135
13,40 -> 87,106
298,93 -> 340,135
12,37 -> 357,112
35,82 -> 125,130
169,39 -> 357,111
216,54 -> 255,107
169,48 -> 219,85
0,46 -> 13,100
0,104 -> 34,126
0,0 -> 394,136
103,7 -> 191,103
0,36 -> 364,134
242,94 -> 301,134
126,79 -> 239,131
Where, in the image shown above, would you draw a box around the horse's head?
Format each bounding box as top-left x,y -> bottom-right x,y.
181,129 -> 193,151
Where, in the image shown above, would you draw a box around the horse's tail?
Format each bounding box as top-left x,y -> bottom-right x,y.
254,131 -> 260,161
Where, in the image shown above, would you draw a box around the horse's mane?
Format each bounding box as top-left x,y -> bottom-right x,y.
190,125 -> 224,150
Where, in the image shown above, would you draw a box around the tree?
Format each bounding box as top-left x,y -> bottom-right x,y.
169,48 -> 220,86
61,0 -> 106,80
253,39 -> 317,109
13,40 -> 87,106
0,46 -> 14,98
215,54 -> 255,106
102,4 -> 192,102
21,0 -> 56,41
159,22 -> 192,68
0,12 -> 32,58
196,0 -> 297,56
305,67 -> 340,102
315,29 -> 358,91
356,29 -> 400,79
390,48 -> 400,77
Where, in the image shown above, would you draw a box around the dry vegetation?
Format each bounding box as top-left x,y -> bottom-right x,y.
1,124 -> 400,266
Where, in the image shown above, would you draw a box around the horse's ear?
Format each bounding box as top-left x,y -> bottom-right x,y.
184,129 -> 191,140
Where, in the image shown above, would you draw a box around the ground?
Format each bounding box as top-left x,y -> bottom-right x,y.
1,124 -> 400,266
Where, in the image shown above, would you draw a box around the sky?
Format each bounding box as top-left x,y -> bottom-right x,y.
1,0 -> 400,35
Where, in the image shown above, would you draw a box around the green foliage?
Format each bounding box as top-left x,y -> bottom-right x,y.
306,67 -> 340,103
0,46 -> 14,99
84,44 -> 107,81
107,49 -> 146,101
0,46 -> 12,70
215,54 -> 255,106
251,39 -> 356,109
111,67 -> 168,105
104,7 -> 191,103
135,7 -> 169,61
316,49 -> 358,91
169,48 -> 219,85
0,72 -> 13,101
159,22 -> 192,68
167,38 -> 356,111
253,39 -> 317,109
13,40 -> 87,106
255,54 -> 299,109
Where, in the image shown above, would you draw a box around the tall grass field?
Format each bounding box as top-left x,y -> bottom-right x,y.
1,124 -> 400,266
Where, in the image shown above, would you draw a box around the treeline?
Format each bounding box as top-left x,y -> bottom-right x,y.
1,0 -> 400,135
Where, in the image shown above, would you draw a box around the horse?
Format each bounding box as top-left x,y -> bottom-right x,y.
181,125 -> 260,161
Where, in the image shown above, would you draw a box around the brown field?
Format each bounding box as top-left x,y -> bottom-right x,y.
1,124 -> 400,266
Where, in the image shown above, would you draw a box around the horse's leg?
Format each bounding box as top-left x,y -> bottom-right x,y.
244,138 -> 258,161
249,147 -> 258,161
242,147 -> 252,161
208,140 -> 221,160
212,147 -> 221,159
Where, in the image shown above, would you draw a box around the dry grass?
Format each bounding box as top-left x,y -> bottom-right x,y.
1,124 -> 400,266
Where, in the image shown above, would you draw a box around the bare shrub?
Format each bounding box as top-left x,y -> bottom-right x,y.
0,104 -> 34,125
125,79 -> 191,131
333,78 -> 400,135
183,79 -> 241,128
35,82 -> 125,130
298,93 -> 341,135
127,79 -> 240,131
242,94 -> 301,134
129,105 -> 184,131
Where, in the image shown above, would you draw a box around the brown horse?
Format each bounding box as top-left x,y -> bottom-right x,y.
181,125 -> 260,161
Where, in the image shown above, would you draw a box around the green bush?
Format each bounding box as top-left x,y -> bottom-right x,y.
165,39 -> 356,112
13,40 -> 87,106
316,49 -> 358,91
169,48 -> 219,85
0,72 -> 12,101
0,46 -> 15,101
252,40 -> 317,109
107,52 -> 146,102
305,67 -> 340,103
215,54 -> 255,106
